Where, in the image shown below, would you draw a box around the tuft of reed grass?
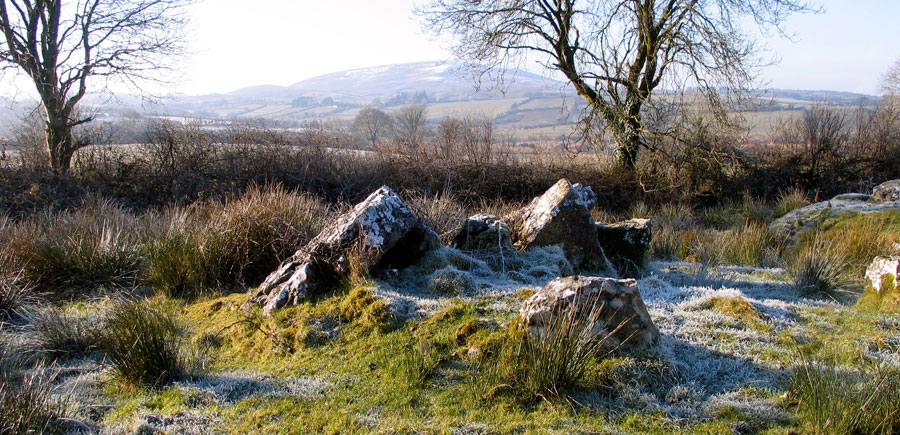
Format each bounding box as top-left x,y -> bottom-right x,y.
787,234 -> 852,297
146,184 -> 330,298
26,309 -> 102,362
718,223 -> 785,267
474,293 -> 623,402
774,188 -> 810,218
0,365 -> 68,434
0,274 -> 34,320
0,197 -> 144,295
100,299 -> 204,388
790,351 -> 900,434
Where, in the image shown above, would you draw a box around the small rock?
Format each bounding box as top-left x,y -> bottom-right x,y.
519,276 -> 660,350
450,214 -> 514,252
873,179 -> 900,202
596,218 -> 653,278
866,256 -> 900,294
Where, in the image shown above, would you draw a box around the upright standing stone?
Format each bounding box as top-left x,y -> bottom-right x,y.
507,179 -> 608,271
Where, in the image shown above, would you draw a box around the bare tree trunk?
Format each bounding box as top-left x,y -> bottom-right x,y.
44,107 -> 77,174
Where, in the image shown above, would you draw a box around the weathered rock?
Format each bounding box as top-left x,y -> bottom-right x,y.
450,214 -> 514,252
247,186 -> 439,314
507,179 -> 607,270
873,180 -> 900,202
770,193 -> 900,240
519,276 -> 660,350
865,256 -> 900,294
596,219 -> 653,278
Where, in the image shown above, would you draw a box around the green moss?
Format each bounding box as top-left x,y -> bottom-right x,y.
693,296 -> 772,332
338,286 -> 394,331
515,287 -> 536,300
857,273 -> 900,313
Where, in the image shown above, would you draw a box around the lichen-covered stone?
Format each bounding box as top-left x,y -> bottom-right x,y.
247,186 -> 439,314
865,256 -> 900,294
450,214 -> 513,252
596,218 -> 652,278
873,179 -> 900,202
507,179 -> 607,271
519,276 -> 659,350
770,194 -> 900,240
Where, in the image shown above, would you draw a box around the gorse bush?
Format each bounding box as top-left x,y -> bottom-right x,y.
790,351 -> 900,434
100,299 -> 203,388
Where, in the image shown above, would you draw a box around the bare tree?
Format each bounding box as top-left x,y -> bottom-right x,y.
0,0 -> 194,174
352,107 -> 393,148
884,57 -> 900,97
393,104 -> 428,151
418,0 -> 817,169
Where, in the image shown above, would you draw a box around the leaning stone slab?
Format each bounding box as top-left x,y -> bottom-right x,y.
596,218 -> 652,278
865,256 -> 900,294
247,186 -> 439,314
507,179 -> 607,271
519,276 -> 659,350
873,179 -> 900,202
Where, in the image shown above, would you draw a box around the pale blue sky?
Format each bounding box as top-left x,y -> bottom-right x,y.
177,0 -> 898,95
4,0 -> 899,96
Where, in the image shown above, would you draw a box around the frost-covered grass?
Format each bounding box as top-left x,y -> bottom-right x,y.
2,188 -> 900,432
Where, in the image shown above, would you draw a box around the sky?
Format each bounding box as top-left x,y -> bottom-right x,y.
3,0 -> 899,97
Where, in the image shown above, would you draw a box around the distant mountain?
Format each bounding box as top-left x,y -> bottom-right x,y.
280,61 -> 565,100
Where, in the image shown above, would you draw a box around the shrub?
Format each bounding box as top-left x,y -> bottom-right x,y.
100,299 -> 203,388
27,309 -> 102,362
474,293 -> 621,402
787,234 -> 851,297
790,352 -> 900,434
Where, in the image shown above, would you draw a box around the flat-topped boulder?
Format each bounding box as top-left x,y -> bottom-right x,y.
519,276 -> 659,350
597,219 -> 653,278
507,179 -> 608,271
770,193 -> 900,240
247,186 -> 439,314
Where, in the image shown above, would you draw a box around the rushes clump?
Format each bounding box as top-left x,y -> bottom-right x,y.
0,364 -> 68,434
790,352 -> 900,434
27,309 -> 102,362
1,198 -> 144,294
100,299 -> 203,388
146,184 -> 330,298
476,294 -> 621,402
787,234 -> 851,297
774,188 -> 810,218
